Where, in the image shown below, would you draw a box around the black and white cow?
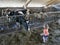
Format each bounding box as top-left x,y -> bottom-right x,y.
8,9 -> 28,30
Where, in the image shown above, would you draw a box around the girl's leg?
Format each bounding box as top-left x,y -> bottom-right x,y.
43,36 -> 46,43
45,36 -> 48,42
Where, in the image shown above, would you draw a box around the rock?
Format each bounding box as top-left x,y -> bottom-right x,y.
54,30 -> 60,35
57,19 -> 60,25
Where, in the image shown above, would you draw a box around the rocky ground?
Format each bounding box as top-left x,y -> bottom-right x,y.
0,20 -> 60,45
0,13 -> 60,45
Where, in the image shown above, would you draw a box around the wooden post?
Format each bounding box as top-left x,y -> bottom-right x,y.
23,0 -> 32,9
2,9 -> 3,16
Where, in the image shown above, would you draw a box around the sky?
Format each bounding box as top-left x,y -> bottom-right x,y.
0,0 -> 59,7
0,0 -> 45,7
